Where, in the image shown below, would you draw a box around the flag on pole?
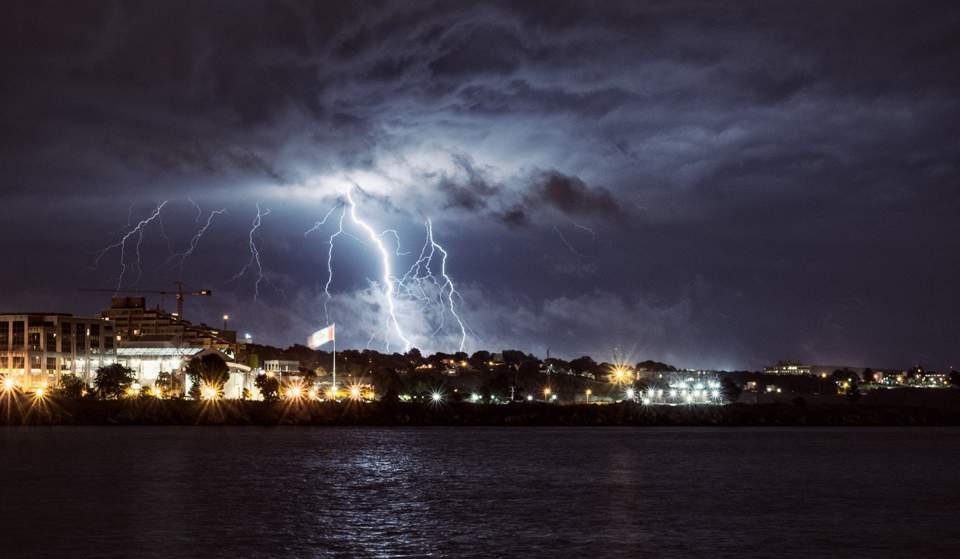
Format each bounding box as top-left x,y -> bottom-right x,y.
307,324 -> 335,349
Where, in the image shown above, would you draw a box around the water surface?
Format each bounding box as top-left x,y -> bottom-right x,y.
2,427 -> 958,558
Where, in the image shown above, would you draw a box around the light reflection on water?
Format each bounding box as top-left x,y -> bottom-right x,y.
1,427 -> 959,558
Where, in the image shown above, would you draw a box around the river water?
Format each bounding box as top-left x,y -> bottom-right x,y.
1,427 -> 958,558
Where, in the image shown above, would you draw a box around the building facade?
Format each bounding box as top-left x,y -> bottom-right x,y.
763,361 -> 813,375
101,297 -> 236,353
0,313 -> 116,389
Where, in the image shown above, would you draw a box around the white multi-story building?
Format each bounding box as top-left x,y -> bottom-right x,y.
0,312 -> 116,389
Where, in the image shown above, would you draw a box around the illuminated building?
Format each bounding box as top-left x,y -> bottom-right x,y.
263,360 -> 300,374
763,361 -> 812,375
0,312 -> 115,389
100,297 -> 236,353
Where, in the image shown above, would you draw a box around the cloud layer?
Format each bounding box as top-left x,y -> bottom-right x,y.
1,1 -> 958,369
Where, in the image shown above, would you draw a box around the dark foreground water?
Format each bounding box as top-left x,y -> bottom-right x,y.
2,427 -> 959,558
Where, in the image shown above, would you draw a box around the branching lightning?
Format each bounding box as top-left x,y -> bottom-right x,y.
305,202 -> 347,324
232,202 -> 270,301
424,219 -> 468,351
93,201 -> 169,290
304,186 -> 472,353
167,207 -> 227,274
345,187 -> 412,352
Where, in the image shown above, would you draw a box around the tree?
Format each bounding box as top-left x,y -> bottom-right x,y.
721,378 -> 742,403
186,353 -> 230,398
845,379 -> 861,402
155,371 -> 183,398
862,368 -> 875,383
470,350 -> 492,366
56,374 -> 86,400
254,374 -> 280,402
94,364 -> 136,399
569,356 -> 598,375
406,347 -> 423,363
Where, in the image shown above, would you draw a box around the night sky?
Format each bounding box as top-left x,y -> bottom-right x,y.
1,1 -> 958,370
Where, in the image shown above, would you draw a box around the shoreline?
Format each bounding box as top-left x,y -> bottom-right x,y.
2,397 -> 959,427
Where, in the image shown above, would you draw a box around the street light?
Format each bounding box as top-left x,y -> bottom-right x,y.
543,387 -> 551,401
585,388 -> 592,403
222,314 -> 230,331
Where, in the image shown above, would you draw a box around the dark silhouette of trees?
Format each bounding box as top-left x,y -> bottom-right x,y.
186,353 -> 230,398
55,374 -> 85,399
721,378 -> 742,403
155,371 -> 183,398
635,360 -> 677,372
254,374 -> 280,402
569,356 -> 598,374
470,350 -> 491,364
94,364 -> 136,399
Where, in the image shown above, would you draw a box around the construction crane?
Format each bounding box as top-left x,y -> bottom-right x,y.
79,281 -> 212,320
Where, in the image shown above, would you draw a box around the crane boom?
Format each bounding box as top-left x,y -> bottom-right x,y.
78,281 -> 212,319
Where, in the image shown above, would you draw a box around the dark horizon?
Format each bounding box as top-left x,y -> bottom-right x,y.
2,1 -> 958,370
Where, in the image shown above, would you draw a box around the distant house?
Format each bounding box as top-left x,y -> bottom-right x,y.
763,361 -> 812,375
263,360 -> 300,374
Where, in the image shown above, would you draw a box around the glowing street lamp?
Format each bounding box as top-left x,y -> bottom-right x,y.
585,388 -> 592,403
200,385 -> 219,401
2,378 -> 14,392
609,365 -> 634,386
543,387 -> 551,401
431,392 -> 443,403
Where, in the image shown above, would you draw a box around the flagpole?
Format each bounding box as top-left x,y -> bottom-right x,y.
331,325 -> 336,399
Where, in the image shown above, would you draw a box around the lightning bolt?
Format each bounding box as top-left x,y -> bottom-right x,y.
394,220 -> 470,352
188,197 -> 204,222
305,202 -> 347,324
93,201 -> 169,290
167,207 -> 227,274
571,221 -> 598,240
425,219 -> 468,352
345,187 -> 412,352
553,224 -> 590,258
232,202 -> 270,301
306,186 -> 471,353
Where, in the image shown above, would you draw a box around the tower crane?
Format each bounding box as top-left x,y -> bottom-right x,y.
79,281 -> 212,320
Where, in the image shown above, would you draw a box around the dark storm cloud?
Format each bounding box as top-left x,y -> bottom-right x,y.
438,154 -> 500,211
1,0 -> 959,368
526,172 -> 623,217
